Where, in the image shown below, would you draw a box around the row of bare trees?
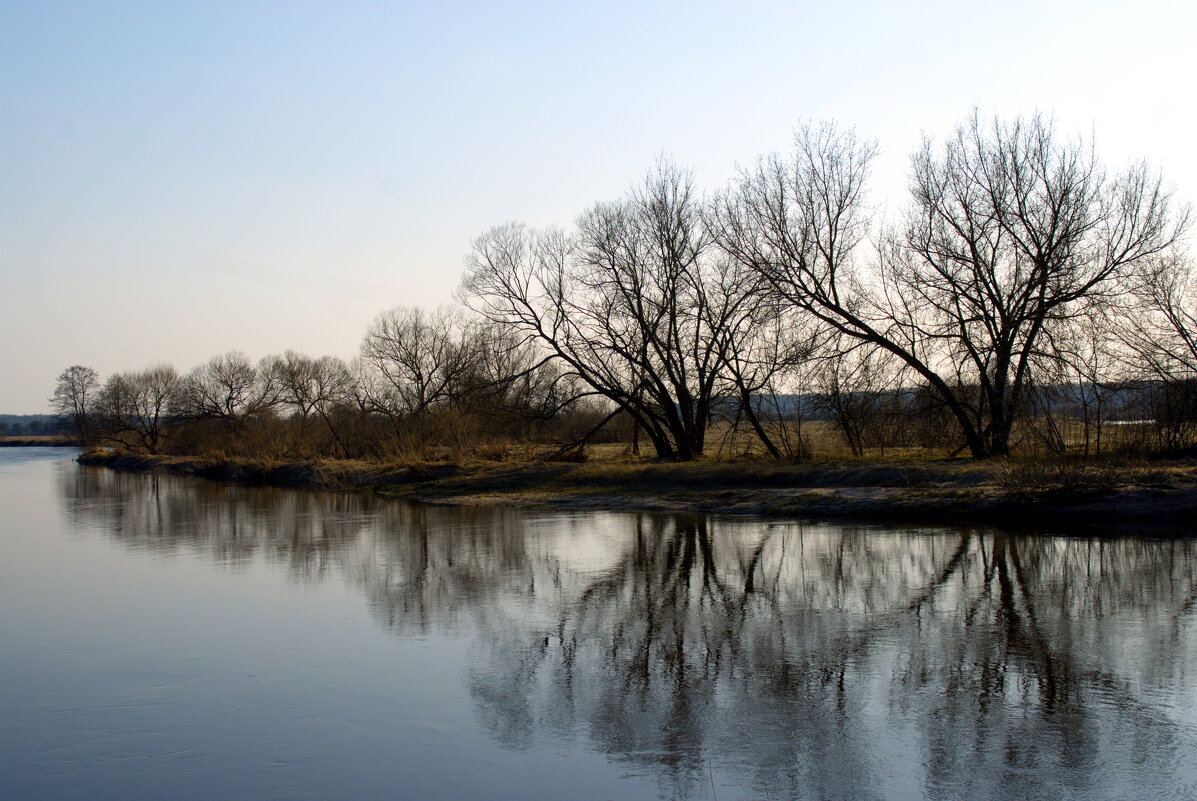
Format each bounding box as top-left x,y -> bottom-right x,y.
49,308 -> 590,457
51,111 -> 1196,460
463,112 -> 1193,458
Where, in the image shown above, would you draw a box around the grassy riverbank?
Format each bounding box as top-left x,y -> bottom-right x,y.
1,436 -> 78,447
76,449 -> 1197,529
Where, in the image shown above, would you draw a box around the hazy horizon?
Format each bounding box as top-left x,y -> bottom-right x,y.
4,0 -> 1195,413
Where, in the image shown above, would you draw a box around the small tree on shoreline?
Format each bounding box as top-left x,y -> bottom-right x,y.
50,365 -> 99,445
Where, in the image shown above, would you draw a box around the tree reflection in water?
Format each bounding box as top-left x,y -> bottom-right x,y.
63,466 -> 1197,801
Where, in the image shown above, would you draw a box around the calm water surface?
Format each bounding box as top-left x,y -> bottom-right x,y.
2,447 -> 1197,800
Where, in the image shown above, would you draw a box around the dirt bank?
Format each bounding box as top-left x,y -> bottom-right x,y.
75,450 -> 1197,530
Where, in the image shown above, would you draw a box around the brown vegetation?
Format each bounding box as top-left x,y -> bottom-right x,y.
76,445 -> 1197,528
0,436 -> 77,447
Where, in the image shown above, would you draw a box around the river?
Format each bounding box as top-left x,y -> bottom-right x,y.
2,447 -> 1196,800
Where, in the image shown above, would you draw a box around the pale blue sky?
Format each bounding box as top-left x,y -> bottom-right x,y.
2,0 -> 1194,412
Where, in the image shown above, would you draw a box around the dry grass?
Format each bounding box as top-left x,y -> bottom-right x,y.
0,435 -> 77,446
997,457 -> 1197,492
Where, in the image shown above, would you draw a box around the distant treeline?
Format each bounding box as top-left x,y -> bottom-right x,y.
51,112 -> 1197,461
0,415 -> 69,437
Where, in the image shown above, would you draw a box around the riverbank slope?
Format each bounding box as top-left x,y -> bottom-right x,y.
76,450 -> 1197,529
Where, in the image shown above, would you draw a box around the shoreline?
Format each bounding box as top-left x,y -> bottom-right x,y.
0,437 -> 79,447
74,450 -> 1197,532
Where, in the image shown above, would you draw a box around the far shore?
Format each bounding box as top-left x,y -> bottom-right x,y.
0,436 -> 79,447
74,449 -> 1197,532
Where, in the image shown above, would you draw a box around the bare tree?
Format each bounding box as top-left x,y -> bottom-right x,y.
269,351 -> 354,456
813,343 -> 905,457
709,258 -> 821,458
454,321 -> 579,424
177,351 -> 280,427
95,365 -> 180,454
359,306 -> 477,426
50,365 -> 99,444
1125,252 -> 1197,378
1028,310 -> 1128,456
712,115 -> 1187,457
1122,253 -> 1197,449
464,160 -> 753,460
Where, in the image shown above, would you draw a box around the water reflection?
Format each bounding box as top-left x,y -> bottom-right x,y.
62,466 -> 1197,800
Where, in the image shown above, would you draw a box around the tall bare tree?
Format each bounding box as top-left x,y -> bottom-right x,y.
464,160 -> 750,459
712,115 -> 1187,457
